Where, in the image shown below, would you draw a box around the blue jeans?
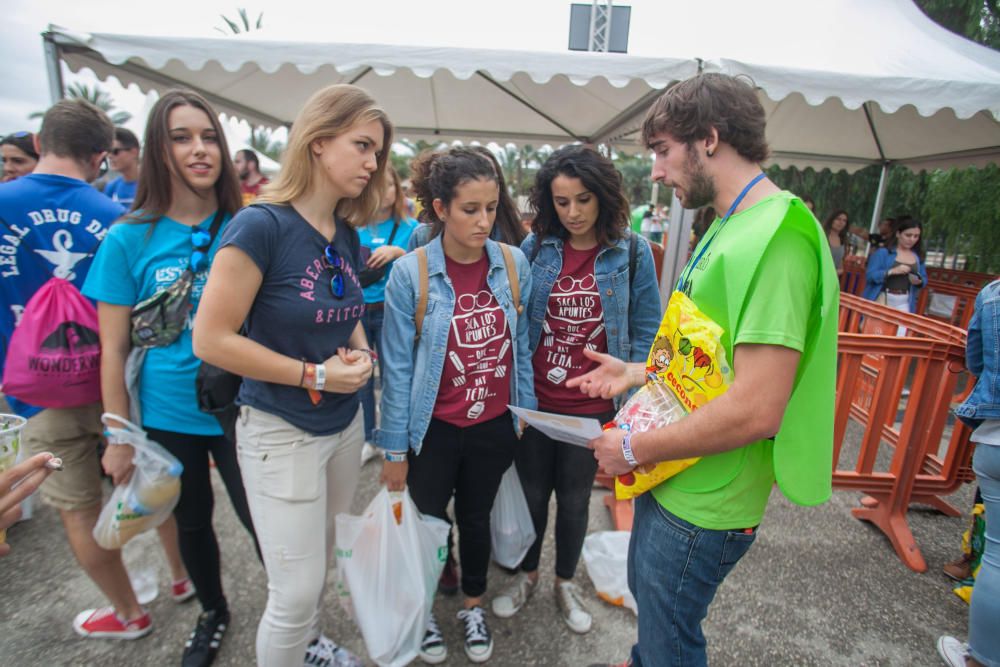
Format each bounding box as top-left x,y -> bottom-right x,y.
628,493 -> 757,667
360,306 -> 384,441
969,443 -> 1000,667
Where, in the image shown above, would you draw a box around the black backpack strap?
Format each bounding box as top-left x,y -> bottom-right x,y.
207,208 -> 226,244
385,219 -> 401,246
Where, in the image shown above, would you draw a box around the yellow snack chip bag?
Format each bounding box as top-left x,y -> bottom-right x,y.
613,291 -> 733,500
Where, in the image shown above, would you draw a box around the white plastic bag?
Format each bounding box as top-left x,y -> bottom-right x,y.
336,488 -> 450,667
92,413 -> 183,550
582,531 -> 637,615
490,464 -> 536,569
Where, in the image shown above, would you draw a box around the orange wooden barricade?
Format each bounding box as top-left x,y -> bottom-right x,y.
835,294 -> 974,572
841,255 -> 867,296
927,267 -> 997,288
915,279 -> 984,330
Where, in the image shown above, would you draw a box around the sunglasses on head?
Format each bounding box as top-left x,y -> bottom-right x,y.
191,227 -> 212,272
323,245 -> 346,299
4,131 -> 32,141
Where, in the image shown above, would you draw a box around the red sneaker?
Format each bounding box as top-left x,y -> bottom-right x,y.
438,557 -> 459,596
72,607 -> 152,640
171,577 -> 197,603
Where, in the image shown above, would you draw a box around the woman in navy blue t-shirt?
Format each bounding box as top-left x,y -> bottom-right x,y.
195,84 -> 390,667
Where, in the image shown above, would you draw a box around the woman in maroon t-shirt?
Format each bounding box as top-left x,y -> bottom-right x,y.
377,147 -> 535,664
491,146 -> 660,635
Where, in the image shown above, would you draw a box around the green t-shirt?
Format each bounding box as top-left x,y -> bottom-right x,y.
631,206 -> 648,234
651,192 -> 836,530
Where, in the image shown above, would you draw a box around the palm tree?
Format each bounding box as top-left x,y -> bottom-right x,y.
248,127 -> 284,162
396,138 -> 446,156
29,82 -> 131,125
216,8 -> 264,35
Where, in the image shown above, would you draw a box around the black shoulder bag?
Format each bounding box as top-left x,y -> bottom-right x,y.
357,220 -> 401,288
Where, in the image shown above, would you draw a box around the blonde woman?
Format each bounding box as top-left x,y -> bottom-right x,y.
194,84 -> 390,667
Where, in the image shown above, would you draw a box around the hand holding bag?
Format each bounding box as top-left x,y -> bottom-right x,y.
335,488 -> 450,667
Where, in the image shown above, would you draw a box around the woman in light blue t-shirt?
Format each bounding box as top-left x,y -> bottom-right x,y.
84,91 -> 258,667
357,164 -> 417,450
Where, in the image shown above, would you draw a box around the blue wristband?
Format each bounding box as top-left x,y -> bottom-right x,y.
383,450 -> 407,463
621,432 -> 638,467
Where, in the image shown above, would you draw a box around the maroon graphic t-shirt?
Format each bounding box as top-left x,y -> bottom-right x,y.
433,253 -> 513,426
533,242 -> 614,414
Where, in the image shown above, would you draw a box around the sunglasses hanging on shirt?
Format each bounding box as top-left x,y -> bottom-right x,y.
324,244 -> 346,299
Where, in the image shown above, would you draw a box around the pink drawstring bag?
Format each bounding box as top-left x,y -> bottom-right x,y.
2,278 -> 102,408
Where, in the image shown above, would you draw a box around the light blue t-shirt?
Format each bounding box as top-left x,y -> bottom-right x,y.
82,212 -> 231,436
357,216 -> 417,304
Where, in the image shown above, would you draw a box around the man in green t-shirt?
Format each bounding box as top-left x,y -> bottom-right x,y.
574,74 -> 839,667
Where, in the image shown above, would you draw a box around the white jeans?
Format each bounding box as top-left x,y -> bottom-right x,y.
237,405 -> 364,667
885,291 -> 911,336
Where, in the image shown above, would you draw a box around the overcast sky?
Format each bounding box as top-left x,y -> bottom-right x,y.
3,0 -> 675,138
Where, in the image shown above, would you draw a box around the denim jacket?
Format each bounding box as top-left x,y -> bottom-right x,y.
375,236 -> 536,453
955,279 -> 1000,427
863,247 -> 927,312
520,233 -> 662,376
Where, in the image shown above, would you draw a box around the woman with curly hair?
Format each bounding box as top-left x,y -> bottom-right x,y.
490,145 -> 660,634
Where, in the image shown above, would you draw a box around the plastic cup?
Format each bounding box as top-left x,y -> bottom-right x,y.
0,414 -> 29,544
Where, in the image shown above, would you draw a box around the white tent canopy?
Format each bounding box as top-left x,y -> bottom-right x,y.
43,0 -> 1000,175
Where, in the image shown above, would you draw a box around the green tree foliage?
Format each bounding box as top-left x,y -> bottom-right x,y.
216,8 -> 264,36
29,83 -> 131,125
248,127 -> 284,162
494,144 -> 552,197
914,0 -> 1000,48
391,139 -> 448,180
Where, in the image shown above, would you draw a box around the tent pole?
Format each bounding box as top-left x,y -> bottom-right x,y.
659,192 -> 693,306
869,161 -> 889,233
43,33 -> 65,104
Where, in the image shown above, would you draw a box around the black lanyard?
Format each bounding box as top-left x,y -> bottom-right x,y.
676,172 -> 767,293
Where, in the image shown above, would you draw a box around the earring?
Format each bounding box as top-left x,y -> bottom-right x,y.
706,149 -> 714,158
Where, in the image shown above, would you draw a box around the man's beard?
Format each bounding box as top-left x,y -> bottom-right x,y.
683,149 -> 716,210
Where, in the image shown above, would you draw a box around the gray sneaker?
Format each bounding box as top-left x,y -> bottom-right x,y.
556,581 -> 592,634
490,572 -> 536,618
936,636 -> 969,667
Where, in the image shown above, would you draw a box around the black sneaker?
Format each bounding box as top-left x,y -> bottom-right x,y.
418,612 -> 447,664
182,607 -> 229,667
303,634 -> 363,667
457,606 -> 493,663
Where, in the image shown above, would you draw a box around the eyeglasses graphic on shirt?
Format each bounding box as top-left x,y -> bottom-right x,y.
323,245 -> 346,299
456,290 -> 496,313
554,274 -> 597,293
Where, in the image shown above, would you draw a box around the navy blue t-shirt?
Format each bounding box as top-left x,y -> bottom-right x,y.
221,203 -> 365,436
0,173 -> 125,418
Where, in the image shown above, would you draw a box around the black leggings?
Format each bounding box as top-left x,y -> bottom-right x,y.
145,427 -> 260,613
407,413 -> 515,598
514,409 -> 614,580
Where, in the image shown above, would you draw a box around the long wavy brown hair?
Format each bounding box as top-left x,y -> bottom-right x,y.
127,90 -> 241,221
